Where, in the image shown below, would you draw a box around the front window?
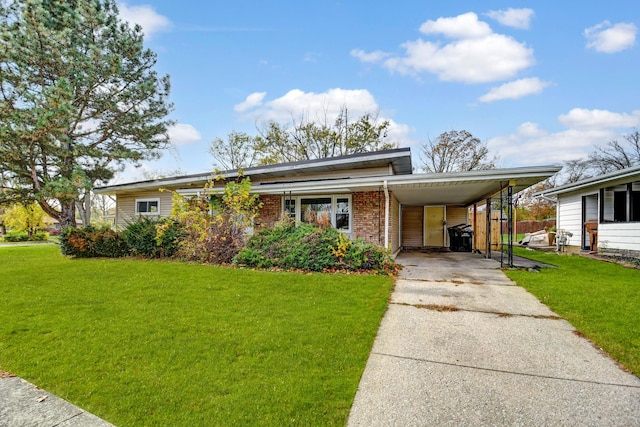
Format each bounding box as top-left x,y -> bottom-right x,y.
335,197 -> 350,230
284,199 -> 296,217
284,195 -> 351,232
136,199 -> 159,215
301,197 -> 332,225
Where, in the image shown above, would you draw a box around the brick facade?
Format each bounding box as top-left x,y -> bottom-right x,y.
352,191 -> 387,245
256,194 -> 281,230
255,191 -> 392,248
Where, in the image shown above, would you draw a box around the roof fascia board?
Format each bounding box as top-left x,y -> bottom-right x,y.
176,164 -> 561,196
540,165 -> 640,196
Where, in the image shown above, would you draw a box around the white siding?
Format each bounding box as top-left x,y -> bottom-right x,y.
557,193 -> 583,248
598,223 -> 640,252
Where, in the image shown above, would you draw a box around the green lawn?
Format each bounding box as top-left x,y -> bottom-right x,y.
0,245 -> 393,426
505,247 -> 640,377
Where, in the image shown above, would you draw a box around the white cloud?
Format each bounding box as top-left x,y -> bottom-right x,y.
419,12 -> 492,39
354,12 -> 534,83
118,2 -> 172,39
350,48 -> 391,63
167,123 -> 201,145
384,33 -> 534,83
485,8 -> 534,29
584,21 -> 637,53
237,88 -> 379,123
558,108 -> 640,130
234,88 -> 413,146
478,77 -> 551,103
487,108 -> 640,166
234,92 -> 267,112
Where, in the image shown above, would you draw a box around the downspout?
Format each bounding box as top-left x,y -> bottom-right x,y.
384,180 -> 389,250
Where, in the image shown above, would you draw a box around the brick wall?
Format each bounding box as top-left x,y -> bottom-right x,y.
352,191 -> 386,245
256,194 -> 281,230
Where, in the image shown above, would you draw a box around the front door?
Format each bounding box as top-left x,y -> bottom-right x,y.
424,207 -> 445,246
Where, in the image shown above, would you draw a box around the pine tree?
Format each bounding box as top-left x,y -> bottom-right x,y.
0,0 -> 173,227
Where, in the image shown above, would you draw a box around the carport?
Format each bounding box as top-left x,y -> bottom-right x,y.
385,165 -> 561,266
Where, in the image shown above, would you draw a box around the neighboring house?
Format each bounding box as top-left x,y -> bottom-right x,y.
94,148 -> 559,256
537,165 -> 640,257
43,217 -> 83,235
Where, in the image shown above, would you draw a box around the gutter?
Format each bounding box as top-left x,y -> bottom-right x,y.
384,180 -> 389,250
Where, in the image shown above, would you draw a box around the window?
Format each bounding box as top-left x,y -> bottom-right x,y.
301,197 -> 332,225
602,182 -> 640,223
613,191 -> 627,221
135,198 -> 159,215
335,197 -> 350,230
283,195 -> 351,232
284,199 -> 296,217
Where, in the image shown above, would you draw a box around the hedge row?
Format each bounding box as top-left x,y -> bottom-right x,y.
60,217 -> 397,275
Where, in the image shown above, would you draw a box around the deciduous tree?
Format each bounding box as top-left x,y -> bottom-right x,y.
420,130 -> 497,173
1,202 -> 46,237
559,129 -> 640,184
210,107 -> 397,168
587,128 -> 640,174
0,0 -> 173,228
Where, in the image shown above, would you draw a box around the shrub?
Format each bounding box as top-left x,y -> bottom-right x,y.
169,176 -> 261,264
154,218 -> 183,258
123,217 -> 159,257
4,231 -> 29,242
30,231 -> 49,241
234,221 -> 397,274
60,226 -> 129,258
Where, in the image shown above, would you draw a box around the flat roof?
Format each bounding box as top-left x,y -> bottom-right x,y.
95,147 -> 412,194
177,165 -> 562,207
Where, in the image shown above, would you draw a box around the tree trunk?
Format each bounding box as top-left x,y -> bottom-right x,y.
76,191 -> 91,226
60,202 -> 77,228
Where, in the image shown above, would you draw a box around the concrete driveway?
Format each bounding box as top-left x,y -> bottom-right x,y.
348,251 -> 640,426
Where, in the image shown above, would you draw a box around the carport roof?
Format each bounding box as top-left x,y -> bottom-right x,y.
221,164 -> 562,207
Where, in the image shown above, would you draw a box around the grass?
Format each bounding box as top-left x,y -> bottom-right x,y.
0,245 -> 393,426
505,247 -> 640,377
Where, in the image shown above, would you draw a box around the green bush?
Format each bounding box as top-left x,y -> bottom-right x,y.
60,226 -> 129,258
123,217 -> 161,258
122,217 -> 182,258
4,231 -> 29,242
30,231 -> 49,241
154,218 -> 183,258
234,221 -> 397,274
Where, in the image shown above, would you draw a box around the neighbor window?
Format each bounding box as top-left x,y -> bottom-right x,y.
601,182 -> 640,222
135,198 -> 160,215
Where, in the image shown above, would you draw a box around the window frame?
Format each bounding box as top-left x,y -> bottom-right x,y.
281,194 -> 352,232
135,198 -> 160,216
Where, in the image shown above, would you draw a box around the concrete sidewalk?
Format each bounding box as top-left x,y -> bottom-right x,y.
0,375 -> 113,427
348,251 -> 640,426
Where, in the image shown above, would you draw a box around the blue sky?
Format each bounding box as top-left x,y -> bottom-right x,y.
115,1 -> 639,181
